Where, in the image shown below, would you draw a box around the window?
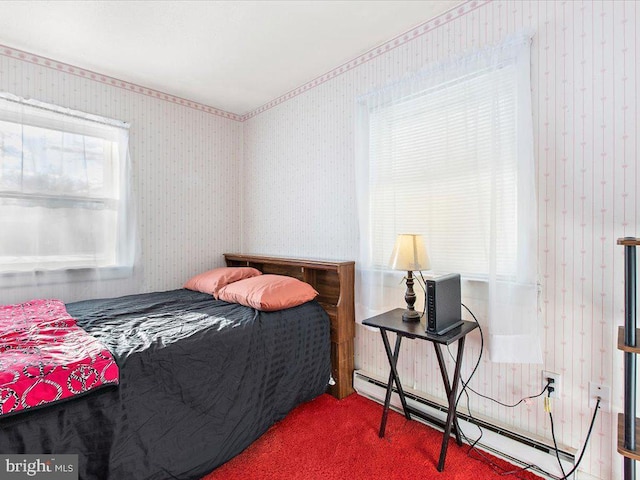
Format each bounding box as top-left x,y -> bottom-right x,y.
0,93 -> 133,273
356,34 -> 540,363
368,65 -> 519,279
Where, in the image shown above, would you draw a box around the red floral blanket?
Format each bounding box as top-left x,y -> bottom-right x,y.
0,299 -> 119,417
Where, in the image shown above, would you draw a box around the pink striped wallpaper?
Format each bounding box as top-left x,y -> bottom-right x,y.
0,44 -> 242,121
241,1 -> 638,478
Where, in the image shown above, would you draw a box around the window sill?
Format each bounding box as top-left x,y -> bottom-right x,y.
0,265 -> 134,288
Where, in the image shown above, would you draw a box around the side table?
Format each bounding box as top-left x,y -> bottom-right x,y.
362,308 -> 478,472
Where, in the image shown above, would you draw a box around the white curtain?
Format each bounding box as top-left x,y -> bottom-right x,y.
355,32 -> 541,363
0,92 -> 138,302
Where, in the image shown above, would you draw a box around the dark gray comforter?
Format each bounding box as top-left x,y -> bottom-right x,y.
0,289 -> 331,479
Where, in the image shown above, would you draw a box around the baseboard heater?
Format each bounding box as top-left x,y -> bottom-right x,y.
354,370 -> 577,480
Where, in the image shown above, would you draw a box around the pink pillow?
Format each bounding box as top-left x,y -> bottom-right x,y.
183,267 -> 262,299
217,274 -> 318,311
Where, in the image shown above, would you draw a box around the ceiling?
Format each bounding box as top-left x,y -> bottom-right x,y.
0,0 -> 460,115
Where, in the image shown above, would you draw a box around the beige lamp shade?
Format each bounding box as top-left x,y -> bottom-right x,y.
389,234 -> 430,271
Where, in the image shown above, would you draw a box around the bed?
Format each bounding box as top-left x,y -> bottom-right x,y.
0,255 -> 355,480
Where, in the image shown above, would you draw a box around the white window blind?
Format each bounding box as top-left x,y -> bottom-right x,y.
368,65 -> 518,279
0,93 -> 133,273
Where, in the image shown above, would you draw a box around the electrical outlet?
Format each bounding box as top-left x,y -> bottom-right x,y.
589,382 -> 610,412
542,371 -> 561,399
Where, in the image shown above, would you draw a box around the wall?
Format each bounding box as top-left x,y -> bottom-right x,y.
241,1 -> 639,478
0,47 -> 243,304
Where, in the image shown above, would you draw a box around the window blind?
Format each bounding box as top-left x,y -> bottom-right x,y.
368,65 -> 518,279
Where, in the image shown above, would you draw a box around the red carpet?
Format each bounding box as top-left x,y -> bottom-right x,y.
202,393 -> 543,480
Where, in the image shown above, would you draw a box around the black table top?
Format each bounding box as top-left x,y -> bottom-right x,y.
362,308 -> 478,345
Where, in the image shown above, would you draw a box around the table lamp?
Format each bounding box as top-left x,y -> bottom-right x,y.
389,234 -> 430,322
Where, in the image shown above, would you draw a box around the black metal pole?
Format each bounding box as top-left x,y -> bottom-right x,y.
624,244 -> 637,480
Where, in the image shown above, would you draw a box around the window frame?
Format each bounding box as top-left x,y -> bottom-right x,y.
0,92 -> 133,280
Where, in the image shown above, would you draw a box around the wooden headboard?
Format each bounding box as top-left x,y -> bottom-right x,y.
224,253 -> 355,399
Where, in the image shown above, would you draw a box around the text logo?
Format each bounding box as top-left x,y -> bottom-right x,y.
0,455 -> 78,480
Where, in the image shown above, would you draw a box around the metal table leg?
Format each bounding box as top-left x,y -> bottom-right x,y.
437,336 -> 467,472
433,343 -> 463,445
378,330 -> 411,437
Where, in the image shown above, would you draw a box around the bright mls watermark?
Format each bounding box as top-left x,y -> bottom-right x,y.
0,455 -> 77,479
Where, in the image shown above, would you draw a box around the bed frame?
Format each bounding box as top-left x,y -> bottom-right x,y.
224,253 -> 355,399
